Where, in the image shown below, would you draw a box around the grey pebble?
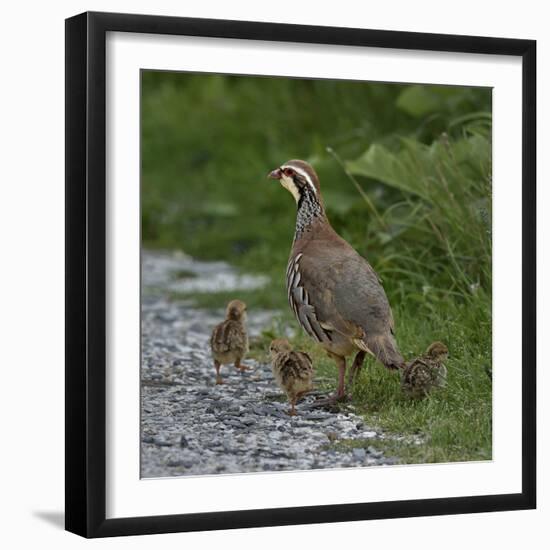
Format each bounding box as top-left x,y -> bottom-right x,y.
304,413 -> 330,421
225,420 -> 245,429
353,448 -> 367,461
154,438 -> 173,447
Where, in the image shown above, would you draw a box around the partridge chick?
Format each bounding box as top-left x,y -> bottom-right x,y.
270,339 -> 314,416
401,341 -> 448,399
210,300 -> 249,385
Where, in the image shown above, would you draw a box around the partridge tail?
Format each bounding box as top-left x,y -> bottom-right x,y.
364,334 -> 404,370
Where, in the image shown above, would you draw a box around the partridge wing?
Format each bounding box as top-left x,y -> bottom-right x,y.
304,243 -> 403,368
286,253 -> 334,345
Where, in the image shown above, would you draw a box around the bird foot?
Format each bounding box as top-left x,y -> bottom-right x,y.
215,378 -> 224,385
235,363 -> 252,372
305,393 -> 348,411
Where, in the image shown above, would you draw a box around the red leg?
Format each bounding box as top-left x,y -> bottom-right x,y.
335,356 -> 347,400
307,355 -> 347,409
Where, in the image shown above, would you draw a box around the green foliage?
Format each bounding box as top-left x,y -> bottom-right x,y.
345,126 -> 492,306
396,84 -> 488,119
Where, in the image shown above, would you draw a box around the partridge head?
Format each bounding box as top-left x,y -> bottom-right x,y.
269,338 -> 293,357
225,299 -> 247,321
426,341 -> 449,362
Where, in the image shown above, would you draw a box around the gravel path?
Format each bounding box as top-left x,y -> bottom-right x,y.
141,251 -> 397,478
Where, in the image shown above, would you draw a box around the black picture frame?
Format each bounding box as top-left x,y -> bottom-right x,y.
65,11 -> 536,538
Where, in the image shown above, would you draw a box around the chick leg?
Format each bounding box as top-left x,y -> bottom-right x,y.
234,358 -> 250,372
214,360 -> 223,385
288,396 -> 297,416
295,388 -> 313,402
289,388 -> 313,414
347,350 -> 366,388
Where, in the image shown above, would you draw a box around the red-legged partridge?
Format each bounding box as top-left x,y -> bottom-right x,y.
401,341 -> 448,399
269,338 -> 314,416
268,160 -> 403,403
210,300 -> 249,385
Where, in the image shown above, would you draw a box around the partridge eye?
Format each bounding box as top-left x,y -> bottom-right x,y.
283,168 -> 295,177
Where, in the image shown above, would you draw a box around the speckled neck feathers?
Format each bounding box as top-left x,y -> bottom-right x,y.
294,187 -> 325,239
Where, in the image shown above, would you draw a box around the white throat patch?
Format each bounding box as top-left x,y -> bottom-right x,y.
280,176 -> 301,202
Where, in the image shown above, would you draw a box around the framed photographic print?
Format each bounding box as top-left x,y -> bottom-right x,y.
65,11 -> 536,538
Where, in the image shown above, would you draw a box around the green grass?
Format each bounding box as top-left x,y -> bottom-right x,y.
243,296 -> 491,464
304,302 -> 492,464
142,71 -> 493,465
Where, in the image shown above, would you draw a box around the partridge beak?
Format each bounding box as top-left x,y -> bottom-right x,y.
268,168 -> 282,180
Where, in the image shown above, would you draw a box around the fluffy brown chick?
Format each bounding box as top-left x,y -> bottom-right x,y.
401,341 -> 448,399
210,300 -> 249,385
270,338 -> 314,416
